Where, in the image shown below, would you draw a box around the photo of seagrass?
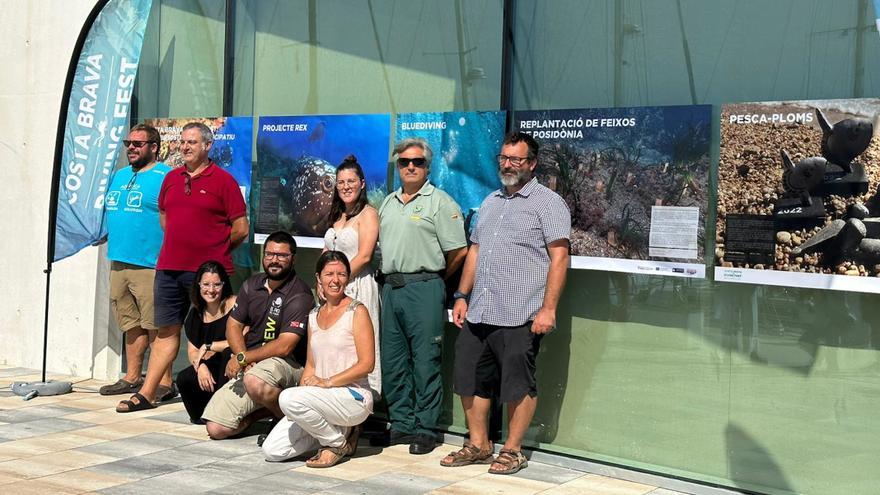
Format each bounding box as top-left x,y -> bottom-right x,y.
716,99 -> 880,286
514,105 -> 711,271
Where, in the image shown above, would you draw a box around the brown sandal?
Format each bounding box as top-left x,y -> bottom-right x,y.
345,425 -> 361,456
306,444 -> 348,468
440,442 -> 494,467
488,448 -> 528,475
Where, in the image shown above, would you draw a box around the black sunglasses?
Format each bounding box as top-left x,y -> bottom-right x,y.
397,157 -> 427,168
123,140 -> 156,148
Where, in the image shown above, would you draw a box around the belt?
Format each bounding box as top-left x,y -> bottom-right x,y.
382,271 -> 441,288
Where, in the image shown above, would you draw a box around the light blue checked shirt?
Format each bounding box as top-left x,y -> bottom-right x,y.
467,178 -> 571,327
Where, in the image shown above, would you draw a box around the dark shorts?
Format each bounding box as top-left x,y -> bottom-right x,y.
452,321 -> 543,403
153,269 -> 196,328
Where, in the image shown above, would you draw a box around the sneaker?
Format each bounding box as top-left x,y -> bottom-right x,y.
409,433 -> 437,455
257,417 -> 281,447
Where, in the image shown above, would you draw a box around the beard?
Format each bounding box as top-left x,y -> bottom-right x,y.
264,262 -> 293,281
498,166 -> 531,187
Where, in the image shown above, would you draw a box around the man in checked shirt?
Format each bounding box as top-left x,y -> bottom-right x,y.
443,131 -> 570,475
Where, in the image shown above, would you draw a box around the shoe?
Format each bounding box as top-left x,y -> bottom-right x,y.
388,430 -> 417,446
257,417 -> 281,447
156,382 -> 178,403
99,378 -> 143,396
409,433 -> 436,455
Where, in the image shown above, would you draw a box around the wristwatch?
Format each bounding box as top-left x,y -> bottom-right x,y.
453,291 -> 469,301
236,351 -> 247,366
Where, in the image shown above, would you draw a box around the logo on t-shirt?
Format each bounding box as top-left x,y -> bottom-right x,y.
269,296 -> 282,317
126,191 -> 143,208
106,191 -> 120,208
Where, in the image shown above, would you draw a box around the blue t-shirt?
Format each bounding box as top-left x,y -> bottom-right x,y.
104,163 -> 171,268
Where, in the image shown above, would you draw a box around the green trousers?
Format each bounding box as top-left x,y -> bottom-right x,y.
380,277 -> 445,436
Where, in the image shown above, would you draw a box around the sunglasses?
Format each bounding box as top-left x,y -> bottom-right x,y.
397,157 -> 427,168
123,140 -> 155,148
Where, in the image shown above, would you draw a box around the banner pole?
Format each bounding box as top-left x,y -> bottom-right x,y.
41,0 -> 110,386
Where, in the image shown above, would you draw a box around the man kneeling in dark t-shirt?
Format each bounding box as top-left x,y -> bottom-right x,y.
203,231 -> 312,440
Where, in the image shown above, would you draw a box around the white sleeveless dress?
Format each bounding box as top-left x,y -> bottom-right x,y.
324,226 -> 382,395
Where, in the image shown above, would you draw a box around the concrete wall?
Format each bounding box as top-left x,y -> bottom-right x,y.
0,0 -> 120,379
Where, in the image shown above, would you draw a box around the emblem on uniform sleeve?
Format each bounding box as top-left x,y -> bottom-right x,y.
289,321 -> 305,329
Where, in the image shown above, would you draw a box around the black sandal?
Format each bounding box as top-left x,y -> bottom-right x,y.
116,392 -> 156,413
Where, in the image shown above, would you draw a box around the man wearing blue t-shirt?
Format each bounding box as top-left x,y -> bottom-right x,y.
100,124 -> 173,400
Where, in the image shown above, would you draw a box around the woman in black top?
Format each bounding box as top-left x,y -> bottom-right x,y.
176,260 -> 240,423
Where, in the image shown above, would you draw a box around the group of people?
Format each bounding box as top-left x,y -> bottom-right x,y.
101,121 -> 570,474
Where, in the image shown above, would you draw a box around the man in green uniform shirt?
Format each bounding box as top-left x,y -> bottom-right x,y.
378,138 -> 467,455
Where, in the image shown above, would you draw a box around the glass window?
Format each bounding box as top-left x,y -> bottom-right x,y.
512,2 -> 880,494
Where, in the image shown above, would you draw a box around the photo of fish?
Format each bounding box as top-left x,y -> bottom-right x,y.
143,116 -> 253,201
395,111 -> 506,237
255,114 -> 391,243
514,105 -> 712,277
715,98 -> 880,293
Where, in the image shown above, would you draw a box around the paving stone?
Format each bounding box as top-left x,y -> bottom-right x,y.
76,432 -> 201,458
148,409 -> 194,425
0,405 -> 85,423
0,417 -> 95,440
174,434 -> 264,458
510,461 -> 584,485
648,489 -> 690,495
322,470 -> 451,495
0,368 -> 37,378
85,449 -> 225,481
205,469 -> 342,495
193,452 -> 302,478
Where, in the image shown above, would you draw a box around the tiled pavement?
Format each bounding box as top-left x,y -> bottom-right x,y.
0,367 -> 691,494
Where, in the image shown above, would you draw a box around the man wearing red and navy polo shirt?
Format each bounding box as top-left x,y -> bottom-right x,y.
116,121 -> 249,413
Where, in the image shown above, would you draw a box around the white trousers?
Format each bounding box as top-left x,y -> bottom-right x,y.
262,386 -> 370,462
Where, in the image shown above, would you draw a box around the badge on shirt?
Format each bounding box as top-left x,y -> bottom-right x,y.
289,321 -> 304,329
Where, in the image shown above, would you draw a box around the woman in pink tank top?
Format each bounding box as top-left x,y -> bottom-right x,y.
261,251 -> 376,468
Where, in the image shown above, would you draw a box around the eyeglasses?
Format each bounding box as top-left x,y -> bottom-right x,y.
125,171 -> 138,191
336,179 -> 361,189
264,251 -> 293,260
199,282 -> 224,289
123,140 -> 155,148
397,157 -> 427,168
496,155 -> 532,166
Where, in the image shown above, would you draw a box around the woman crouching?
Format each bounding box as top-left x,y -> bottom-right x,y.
262,250 -> 376,467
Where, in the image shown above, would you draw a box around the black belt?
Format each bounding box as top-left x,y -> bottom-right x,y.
382,271 -> 441,288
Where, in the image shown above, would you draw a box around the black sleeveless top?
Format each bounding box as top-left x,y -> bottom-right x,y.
184,308 -> 231,348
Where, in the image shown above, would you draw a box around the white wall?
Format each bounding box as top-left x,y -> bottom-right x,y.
0,0 -> 120,379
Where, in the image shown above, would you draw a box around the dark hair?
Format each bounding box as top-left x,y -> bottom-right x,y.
130,124 -> 161,147
264,231 -> 297,254
316,250 -> 351,277
329,154 -> 368,223
503,131 -> 540,159
190,260 -> 233,313
182,121 -> 214,144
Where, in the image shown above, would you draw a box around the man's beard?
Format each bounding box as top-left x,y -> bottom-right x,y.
264,262 -> 293,281
129,154 -> 154,170
498,166 -> 530,187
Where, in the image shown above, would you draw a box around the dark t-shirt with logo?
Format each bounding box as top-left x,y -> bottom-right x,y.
230,272 -> 312,366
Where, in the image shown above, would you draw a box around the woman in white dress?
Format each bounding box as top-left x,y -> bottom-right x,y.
322,155 -> 381,395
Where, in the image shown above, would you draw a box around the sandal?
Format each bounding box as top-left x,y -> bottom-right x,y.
345,425 -> 361,456
156,382 -> 178,403
305,444 -> 348,468
488,448 -> 528,475
115,393 -> 156,413
99,378 -> 143,396
440,442 -> 494,467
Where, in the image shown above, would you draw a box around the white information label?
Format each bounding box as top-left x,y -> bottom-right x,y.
649,206 -> 699,259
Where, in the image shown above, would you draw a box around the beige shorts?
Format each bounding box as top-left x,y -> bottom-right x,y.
202,357 -> 303,429
109,261 -> 157,331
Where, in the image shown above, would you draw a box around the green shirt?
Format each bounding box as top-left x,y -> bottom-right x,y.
378,181 -> 467,274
